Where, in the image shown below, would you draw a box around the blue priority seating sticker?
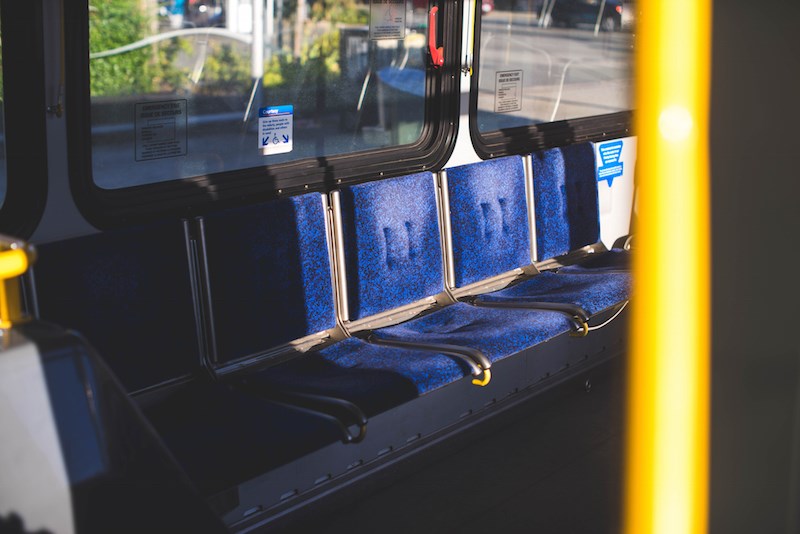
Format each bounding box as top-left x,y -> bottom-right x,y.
259,105 -> 293,155
597,140 -> 624,187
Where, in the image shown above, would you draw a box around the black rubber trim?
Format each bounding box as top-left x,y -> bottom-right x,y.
65,1 -> 463,229
467,6 -> 633,160
0,1 -> 48,238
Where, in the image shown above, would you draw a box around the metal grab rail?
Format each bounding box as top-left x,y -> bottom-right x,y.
0,235 -> 36,330
365,332 -> 492,387
466,295 -> 590,337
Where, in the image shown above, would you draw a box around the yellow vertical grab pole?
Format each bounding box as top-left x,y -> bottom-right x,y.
625,0 -> 712,533
0,238 -> 36,330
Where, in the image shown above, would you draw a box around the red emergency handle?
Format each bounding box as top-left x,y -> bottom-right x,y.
428,6 -> 444,67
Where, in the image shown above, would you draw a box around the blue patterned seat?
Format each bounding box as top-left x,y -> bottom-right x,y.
444,155 -> 630,319
201,193 -> 474,404
201,193 -> 338,365
33,220 -> 349,496
531,143 -> 632,273
35,220 -> 202,394
556,248 -> 630,273
338,171 -> 574,366
243,337 -> 469,416
473,271 -> 629,316
33,196 -> 474,496
374,302 -> 572,363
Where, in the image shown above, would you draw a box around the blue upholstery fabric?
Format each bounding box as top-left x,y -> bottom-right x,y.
144,380 -> 343,496
314,337 -> 468,396
203,193 -> 336,363
531,143 -> 600,261
558,248 -> 631,273
34,221 -> 199,394
246,337 -> 469,416
447,156 -> 532,287
340,172 -> 444,320
477,271 -> 630,315
375,302 -> 573,363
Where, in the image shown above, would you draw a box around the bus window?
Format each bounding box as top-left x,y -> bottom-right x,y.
474,0 -> 632,133
88,0 -> 429,190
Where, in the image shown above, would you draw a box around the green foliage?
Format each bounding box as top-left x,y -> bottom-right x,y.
310,0 -> 368,24
263,0 -> 367,95
89,0 -> 154,96
196,43 -> 251,95
87,0 -> 368,101
261,29 -> 341,107
151,38 -> 192,93
306,26 -> 342,76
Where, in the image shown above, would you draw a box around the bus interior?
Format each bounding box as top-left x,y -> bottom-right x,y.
0,1 -> 798,533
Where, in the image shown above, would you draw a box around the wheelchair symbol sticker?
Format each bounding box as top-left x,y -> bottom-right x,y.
259,105 -> 293,155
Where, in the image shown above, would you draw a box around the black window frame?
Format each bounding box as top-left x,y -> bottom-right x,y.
65,1 -> 462,229
0,0 -> 49,238
468,5 -> 632,160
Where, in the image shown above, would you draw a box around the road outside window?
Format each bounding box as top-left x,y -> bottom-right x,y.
476,0 -> 633,132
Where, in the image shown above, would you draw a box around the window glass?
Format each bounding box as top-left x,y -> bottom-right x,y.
476,0 -> 633,133
89,0 -> 428,190
0,9 -> 6,209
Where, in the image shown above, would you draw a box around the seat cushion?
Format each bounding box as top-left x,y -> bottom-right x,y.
34,220 -> 199,394
245,337 -> 469,416
144,381 -> 343,497
531,143 -> 600,261
557,248 -> 631,274
375,302 -> 573,363
476,271 -> 630,315
339,172 -> 444,320
202,193 -> 336,363
446,156 -> 532,287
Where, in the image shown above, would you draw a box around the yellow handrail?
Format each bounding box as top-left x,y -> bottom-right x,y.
625,0 -> 712,533
0,248 -> 30,280
0,236 -> 36,330
471,368 -> 491,387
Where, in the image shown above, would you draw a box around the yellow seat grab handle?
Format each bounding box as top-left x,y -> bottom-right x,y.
0,236 -> 37,330
471,368 -> 491,387
568,321 -> 589,337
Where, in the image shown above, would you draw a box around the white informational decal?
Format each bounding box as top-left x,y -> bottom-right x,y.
134,99 -> 188,161
594,137 -> 637,248
0,341 -> 74,534
369,0 -> 405,40
259,105 -> 294,155
495,70 -> 523,113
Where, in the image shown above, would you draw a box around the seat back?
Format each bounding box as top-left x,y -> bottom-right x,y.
444,156 -> 532,289
530,143 -> 600,261
200,193 -> 337,366
34,220 -> 201,394
337,172 -> 443,322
